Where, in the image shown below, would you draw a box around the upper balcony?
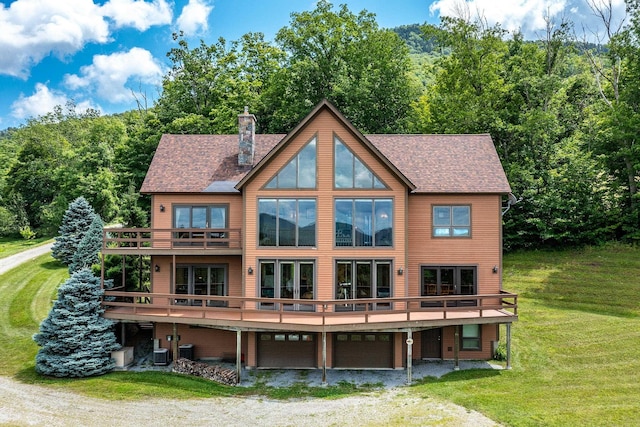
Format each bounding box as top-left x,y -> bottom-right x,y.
102,228 -> 242,256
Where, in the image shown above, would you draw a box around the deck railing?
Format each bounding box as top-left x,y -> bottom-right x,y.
102,228 -> 242,250
102,290 -> 518,326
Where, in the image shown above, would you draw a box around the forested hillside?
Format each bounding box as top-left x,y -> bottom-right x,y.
1,0 -> 639,250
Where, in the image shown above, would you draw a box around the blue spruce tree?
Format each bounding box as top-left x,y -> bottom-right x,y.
52,197 -> 96,267
33,268 -> 120,377
69,214 -> 104,274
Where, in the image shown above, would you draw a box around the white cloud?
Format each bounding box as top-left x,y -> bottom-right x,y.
176,0 -> 213,35
0,0 -> 110,78
0,0 -> 175,79
429,0 -> 627,39
10,83 -> 99,119
64,47 -> 164,103
101,0 -> 172,31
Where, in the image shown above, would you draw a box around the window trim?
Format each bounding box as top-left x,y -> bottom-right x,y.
173,264 -> 228,307
431,204 -> 471,238
334,198 -> 393,248
257,259 -> 316,311
173,204 -> 229,229
420,265 -> 478,300
460,324 -> 482,351
263,135 -> 317,189
334,259 -> 393,310
333,134 -> 388,190
258,198 -> 317,247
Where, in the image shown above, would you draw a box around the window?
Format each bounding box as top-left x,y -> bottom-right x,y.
461,324 -> 481,350
174,265 -> 227,307
335,199 -> 392,247
173,205 -> 228,245
432,205 -> 470,237
265,137 -> 316,188
259,260 -> 315,311
421,266 -> 477,307
335,260 -> 392,311
334,137 -> 386,189
259,199 -> 316,247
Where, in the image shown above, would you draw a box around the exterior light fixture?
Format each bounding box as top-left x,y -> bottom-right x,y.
155,264 -> 160,272
160,204 -> 165,212
492,265 -> 499,273
248,266 -> 254,275
397,267 -> 404,275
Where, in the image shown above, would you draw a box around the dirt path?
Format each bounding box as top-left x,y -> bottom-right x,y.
0,377 -> 498,427
0,242 -> 54,275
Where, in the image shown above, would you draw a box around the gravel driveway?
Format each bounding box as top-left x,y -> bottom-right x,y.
0,242 -> 54,275
0,376 -> 498,426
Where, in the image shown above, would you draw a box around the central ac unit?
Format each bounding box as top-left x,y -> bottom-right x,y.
154,348 -> 169,366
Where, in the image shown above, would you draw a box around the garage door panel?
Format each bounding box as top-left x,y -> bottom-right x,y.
257,333 -> 316,368
334,333 -> 393,368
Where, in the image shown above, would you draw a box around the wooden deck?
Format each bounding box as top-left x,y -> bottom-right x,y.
103,292 -> 518,332
102,228 -> 242,255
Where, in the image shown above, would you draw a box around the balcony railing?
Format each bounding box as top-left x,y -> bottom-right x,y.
102,228 -> 242,251
102,291 -> 518,330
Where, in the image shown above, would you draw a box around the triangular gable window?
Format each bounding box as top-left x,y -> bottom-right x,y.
334,136 -> 387,189
265,137 -> 316,189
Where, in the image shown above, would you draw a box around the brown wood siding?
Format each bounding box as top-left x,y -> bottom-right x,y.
243,109 -> 408,302
407,194 -> 502,297
155,323 -> 243,360
440,324 -> 497,360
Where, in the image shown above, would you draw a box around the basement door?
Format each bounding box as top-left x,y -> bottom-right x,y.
333,333 -> 393,368
421,328 -> 442,359
257,332 -> 316,368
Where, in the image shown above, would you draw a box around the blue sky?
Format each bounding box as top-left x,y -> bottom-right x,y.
0,0 -> 627,130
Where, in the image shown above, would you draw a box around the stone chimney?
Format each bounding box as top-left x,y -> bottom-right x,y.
238,106 -> 256,166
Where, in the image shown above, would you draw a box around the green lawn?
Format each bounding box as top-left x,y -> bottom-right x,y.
0,236 -> 53,259
1,244 -> 639,424
412,244 -> 640,426
0,253 -> 67,375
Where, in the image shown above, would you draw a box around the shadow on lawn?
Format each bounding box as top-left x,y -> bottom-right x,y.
414,368 -> 502,385
41,260 -> 65,270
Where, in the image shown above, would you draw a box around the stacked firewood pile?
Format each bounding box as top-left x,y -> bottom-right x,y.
172,358 -> 237,386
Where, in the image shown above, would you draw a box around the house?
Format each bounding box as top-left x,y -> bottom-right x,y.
101,100 -> 517,383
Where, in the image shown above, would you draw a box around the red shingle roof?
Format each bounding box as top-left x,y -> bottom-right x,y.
368,134 -> 511,193
140,132 -> 510,194
140,134 -> 283,193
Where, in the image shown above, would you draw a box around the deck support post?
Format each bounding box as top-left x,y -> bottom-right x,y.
172,323 -> 179,364
236,330 -> 242,384
454,325 -> 460,370
406,328 -> 413,384
100,253 -> 105,289
322,331 -> 327,386
506,323 -> 512,370
121,255 -> 126,293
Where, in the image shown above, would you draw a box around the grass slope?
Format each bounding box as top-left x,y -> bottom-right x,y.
0,254 -> 67,375
413,244 -> 640,426
0,236 -> 52,259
